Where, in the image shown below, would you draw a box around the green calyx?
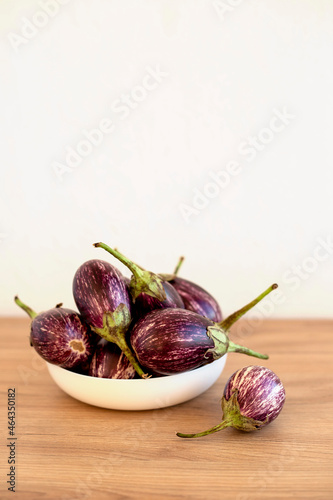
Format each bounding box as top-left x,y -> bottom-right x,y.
94,242 -> 166,303
205,326 -> 268,361
205,327 -> 229,359
203,284 -> 278,361
176,390 -> 266,438
129,270 -> 166,303
91,304 -> 149,379
220,390 -> 268,432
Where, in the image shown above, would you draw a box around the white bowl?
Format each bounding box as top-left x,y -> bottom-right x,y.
46,356 -> 227,411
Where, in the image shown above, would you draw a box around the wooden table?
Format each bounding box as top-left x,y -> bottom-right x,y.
0,318 -> 332,500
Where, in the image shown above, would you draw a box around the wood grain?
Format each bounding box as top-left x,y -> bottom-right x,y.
0,318 -> 333,500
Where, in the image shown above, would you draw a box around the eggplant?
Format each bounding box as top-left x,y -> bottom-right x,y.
223,365 -> 286,426
177,365 -> 286,438
130,308 -> 219,375
70,358 -> 92,375
159,256 -> 223,322
73,259 -> 148,378
93,243 -> 184,315
168,276 -> 222,322
73,259 -> 131,329
130,284 -> 277,376
14,296 -> 94,369
89,339 -> 136,379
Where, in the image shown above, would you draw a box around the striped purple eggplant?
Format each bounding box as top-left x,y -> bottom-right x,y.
177,366 -> 286,438
130,284 -> 278,376
223,365 -> 286,425
73,259 -> 148,378
160,256 -> 222,322
14,297 -> 94,369
89,339 -> 136,379
73,259 -> 131,329
169,277 -> 222,322
130,308 -> 218,375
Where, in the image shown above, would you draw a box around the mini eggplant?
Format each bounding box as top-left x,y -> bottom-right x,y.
130,284 -> 277,376
160,256 -> 222,322
177,365 -> 286,438
130,308 -> 219,375
73,259 -> 147,378
89,339 -> 136,379
168,263 -> 222,322
169,276 -> 222,322
14,296 -> 94,369
93,243 -> 184,315
73,259 -> 131,329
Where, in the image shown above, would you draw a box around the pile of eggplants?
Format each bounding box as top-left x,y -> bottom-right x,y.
15,242 -> 278,382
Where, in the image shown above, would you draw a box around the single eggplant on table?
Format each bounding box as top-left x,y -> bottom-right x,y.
177,365 -> 286,438
161,256 -> 223,322
130,284 -> 278,376
73,259 -> 147,378
14,296 -> 94,369
89,339 -> 136,379
93,243 -> 184,317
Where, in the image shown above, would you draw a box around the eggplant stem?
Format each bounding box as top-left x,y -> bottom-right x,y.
217,284 -> 278,331
93,242 -> 144,278
14,296 -> 38,319
177,420 -> 232,438
173,256 -> 185,276
99,330 -> 148,378
227,340 -> 269,360
92,307 -> 150,379
116,339 -> 150,379
94,241 -> 167,302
